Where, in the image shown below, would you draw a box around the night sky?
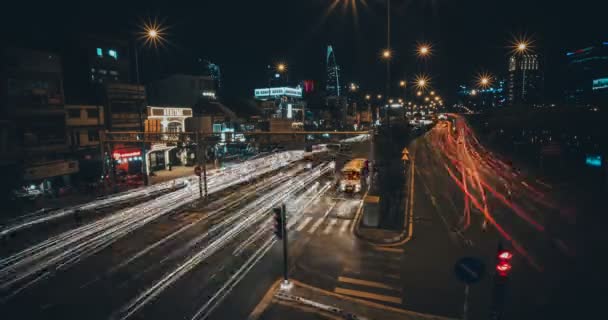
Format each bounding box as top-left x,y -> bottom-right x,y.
5,0 -> 603,102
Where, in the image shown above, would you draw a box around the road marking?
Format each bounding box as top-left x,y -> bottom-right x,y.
308,218 -> 324,234
339,219 -> 350,233
373,246 -> 404,253
247,279 -> 281,320
323,218 -> 338,234
338,276 -> 399,291
291,280 -> 453,320
334,287 -> 402,304
295,217 -> 313,232
286,217 -> 299,229
364,195 -> 380,203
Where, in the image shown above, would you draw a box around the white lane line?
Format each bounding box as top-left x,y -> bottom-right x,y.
295,217 -> 313,232
308,218 -> 324,234
339,219 -> 351,233
323,218 -> 338,234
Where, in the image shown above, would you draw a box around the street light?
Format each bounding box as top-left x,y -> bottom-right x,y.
365,94 -> 371,100
377,94 -> 383,99
277,63 -> 286,72
477,72 -> 493,89
416,42 -> 432,57
430,91 -> 435,96
416,91 -> 422,96
471,89 -> 477,96
139,18 -> 167,48
381,49 -> 392,59
414,74 -> 430,91
135,18 -> 168,186
424,97 -> 430,102
511,35 -> 533,55
399,80 -> 406,87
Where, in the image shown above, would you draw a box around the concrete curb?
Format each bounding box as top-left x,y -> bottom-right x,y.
353,156 -> 415,246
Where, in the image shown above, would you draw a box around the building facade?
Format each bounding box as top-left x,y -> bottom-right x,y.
1,47 -> 77,195
147,74 -> 217,106
457,79 -> 507,110
565,42 -> 608,107
254,86 -> 305,121
65,104 -> 105,182
326,45 -> 341,97
507,54 -> 543,106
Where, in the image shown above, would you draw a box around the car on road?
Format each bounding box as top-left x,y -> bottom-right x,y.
339,158 -> 369,193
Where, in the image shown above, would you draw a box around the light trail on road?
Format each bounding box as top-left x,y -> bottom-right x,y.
112,162 -> 333,320
0,152 -> 303,296
425,115 -> 572,271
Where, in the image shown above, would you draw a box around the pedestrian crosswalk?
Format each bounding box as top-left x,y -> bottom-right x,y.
334,249 -> 404,306
287,215 -> 352,236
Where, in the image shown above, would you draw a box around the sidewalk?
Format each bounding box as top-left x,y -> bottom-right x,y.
354,158 -> 414,245
253,279 -> 455,320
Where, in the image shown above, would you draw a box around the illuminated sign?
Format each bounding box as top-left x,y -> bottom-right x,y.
254,87 -> 303,99
148,107 -> 193,118
287,104 -> 293,118
592,78 -> 608,90
202,91 -> 216,99
586,155 -> 602,167
113,150 -> 141,160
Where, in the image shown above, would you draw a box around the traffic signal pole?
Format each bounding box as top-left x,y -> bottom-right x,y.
281,204 -> 289,287
490,242 -> 512,320
273,204 -> 291,290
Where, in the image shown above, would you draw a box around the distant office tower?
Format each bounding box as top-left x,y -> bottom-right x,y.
565,43 -> 608,107
507,54 -> 543,106
206,61 -> 221,90
326,45 -> 341,97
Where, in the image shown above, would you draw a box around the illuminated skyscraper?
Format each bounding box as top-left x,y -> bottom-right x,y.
326,45 -> 341,97
507,53 -> 543,106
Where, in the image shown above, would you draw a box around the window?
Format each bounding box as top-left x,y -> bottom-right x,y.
109,70 -> 118,76
86,108 -> 99,118
88,130 -> 99,142
68,109 -> 81,118
98,69 -> 107,75
96,48 -> 103,57
108,49 -> 118,59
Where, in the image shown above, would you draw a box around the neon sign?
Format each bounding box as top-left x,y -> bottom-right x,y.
113,151 -> 141,160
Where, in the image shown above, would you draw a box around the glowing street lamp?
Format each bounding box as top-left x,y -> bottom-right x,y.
417,42 -> 432,57
377,94 -> 383,99
399,80 -> 406,87
381,49 -> 392,59
477,72 -> 493,89
430,91 -> 435,96
277,63 -> 287,72
365,94 -> 371,100
416,91 -> 422,96
424,97 -> 430,102
471,89 -> 477,96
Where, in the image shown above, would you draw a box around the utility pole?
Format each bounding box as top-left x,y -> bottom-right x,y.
202,138 -> 208,197
133,44 -> 149,186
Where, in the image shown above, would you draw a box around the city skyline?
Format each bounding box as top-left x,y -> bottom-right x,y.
4,0 -> 603,101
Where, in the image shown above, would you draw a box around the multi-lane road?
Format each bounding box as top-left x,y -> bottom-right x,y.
0,122 -> 576,320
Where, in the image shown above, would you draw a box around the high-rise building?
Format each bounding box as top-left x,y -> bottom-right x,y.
326,45 -> 341,97
63,34 -> 131,105
565,42 -> 608,107
507,54 -> 543,106
206,61 -> 221,90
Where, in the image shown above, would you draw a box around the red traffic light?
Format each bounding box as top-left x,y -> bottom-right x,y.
496,261 -> 512,277
497,250 -> 513,260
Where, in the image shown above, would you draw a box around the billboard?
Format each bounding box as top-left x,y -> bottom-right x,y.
254,87 -> 303,99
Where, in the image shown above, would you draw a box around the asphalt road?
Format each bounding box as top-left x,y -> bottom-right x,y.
1,127 -> 575,320
401,116 -> 576,320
